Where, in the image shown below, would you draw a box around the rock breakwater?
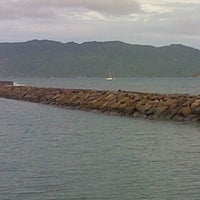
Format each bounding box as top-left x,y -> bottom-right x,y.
0,85 -> 199,122
0,81 -> 13,86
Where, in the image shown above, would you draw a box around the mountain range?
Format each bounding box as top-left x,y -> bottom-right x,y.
0,40 -> 200,77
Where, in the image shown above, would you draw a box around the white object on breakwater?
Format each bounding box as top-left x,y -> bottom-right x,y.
13,82 -> 25,86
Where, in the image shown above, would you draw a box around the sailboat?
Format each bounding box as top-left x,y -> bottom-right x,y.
106,68 -> 115,81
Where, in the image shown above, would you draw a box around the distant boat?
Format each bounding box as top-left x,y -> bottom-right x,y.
106,69 -> 115,81
106,77 -> 114,81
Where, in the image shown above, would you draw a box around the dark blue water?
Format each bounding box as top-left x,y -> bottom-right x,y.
0,78 -> 200,199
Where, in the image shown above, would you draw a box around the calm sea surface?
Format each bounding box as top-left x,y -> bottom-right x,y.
0,77 -> 200,200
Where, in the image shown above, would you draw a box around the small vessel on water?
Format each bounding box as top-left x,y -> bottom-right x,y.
106,76 -> 114,81
106,69 -> 115,81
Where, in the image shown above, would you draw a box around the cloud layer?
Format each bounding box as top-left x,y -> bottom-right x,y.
1,0 -> 200,48
0,0 -> 141,19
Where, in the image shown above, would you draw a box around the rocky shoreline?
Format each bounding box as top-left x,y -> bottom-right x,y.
0,85 -> 199,122
0,81 -> 14,86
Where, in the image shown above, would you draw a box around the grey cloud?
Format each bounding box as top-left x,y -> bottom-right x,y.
0,0 -> 55,20
31,0 -> 141,15
80,0 -> 141,15
1,0 -> 200,49
0,0 -> 141,20
159,2 -> 200,36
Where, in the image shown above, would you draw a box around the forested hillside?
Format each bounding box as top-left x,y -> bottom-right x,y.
0,40 -> 200,77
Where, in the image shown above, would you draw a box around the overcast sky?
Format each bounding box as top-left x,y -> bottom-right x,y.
1,0 -> 200,48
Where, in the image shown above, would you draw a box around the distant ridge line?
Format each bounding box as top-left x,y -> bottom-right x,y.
0,40 -> 200,77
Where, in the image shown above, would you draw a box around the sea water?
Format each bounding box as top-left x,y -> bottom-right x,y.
0,77 -> 200,200
12,77 -> 200,95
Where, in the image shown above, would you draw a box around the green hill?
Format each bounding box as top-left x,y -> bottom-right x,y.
0,40 -> 200,77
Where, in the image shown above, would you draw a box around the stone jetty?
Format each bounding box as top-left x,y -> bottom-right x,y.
0,85 -> 199,122
0,81 -> 14,86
